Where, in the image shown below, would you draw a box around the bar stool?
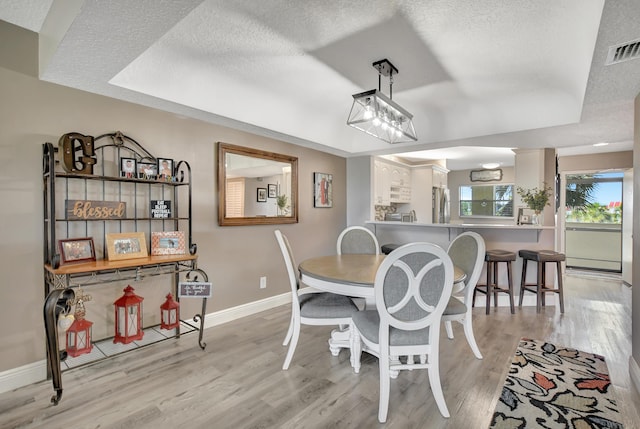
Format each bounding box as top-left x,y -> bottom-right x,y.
518,249 -> 565,313
381,244 -> 401,255
473,250 -> 516,314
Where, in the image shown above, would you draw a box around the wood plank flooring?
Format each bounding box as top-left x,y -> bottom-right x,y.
1,273 -> 639,428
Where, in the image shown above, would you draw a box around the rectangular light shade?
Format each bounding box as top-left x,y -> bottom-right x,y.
347,89 -> 417,144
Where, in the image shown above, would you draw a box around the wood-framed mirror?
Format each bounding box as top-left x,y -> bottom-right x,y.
218,142 -> 298,226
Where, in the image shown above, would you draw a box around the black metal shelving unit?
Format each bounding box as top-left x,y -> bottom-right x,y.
42,132 -> 208,405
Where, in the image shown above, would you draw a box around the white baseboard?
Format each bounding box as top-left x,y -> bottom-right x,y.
630,355 -> 640,396
0,360 -> 47,395
0,292 -> 291,394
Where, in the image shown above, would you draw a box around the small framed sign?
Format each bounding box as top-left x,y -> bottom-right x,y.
150,200 -> 172,219
179,282 -> 212,298
470,168 -> 502,182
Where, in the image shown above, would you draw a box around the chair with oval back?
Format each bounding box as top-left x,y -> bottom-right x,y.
350,242 -> 454,422
336,226 -> 380,255
442,231 -> 486,359
275,230 -> 359,370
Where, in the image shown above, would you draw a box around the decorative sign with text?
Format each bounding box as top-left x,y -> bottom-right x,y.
150,200 -> 172,219
178,282 -> 212,298
66,200 -> 126,220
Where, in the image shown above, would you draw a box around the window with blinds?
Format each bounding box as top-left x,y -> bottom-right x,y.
226,178 -> 245,217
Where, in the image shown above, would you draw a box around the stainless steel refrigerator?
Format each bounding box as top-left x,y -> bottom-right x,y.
432,187 -> 450,223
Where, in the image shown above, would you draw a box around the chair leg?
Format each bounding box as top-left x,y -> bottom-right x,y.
493,261 -> 499,308
445,320 -> 454,339
282,320 -> 300,370
507,261 -> 515,314
519,259 -> 528,307
350,324 -> 362,374
378,354 -> 391,423
462,313 -> 482,359
428,346 -> 450,418
556,261 -> 565,313
282,314 -> 294,346
485,262 -> 491,314
536,261 -> 543,313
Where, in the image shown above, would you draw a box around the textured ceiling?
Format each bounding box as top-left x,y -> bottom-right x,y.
1,0 -> 638,170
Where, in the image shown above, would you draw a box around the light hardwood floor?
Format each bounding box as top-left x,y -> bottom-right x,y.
2,273 -> 639,428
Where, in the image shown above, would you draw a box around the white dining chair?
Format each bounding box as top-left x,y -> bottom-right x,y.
336,226 -> 380,255
275,230 -> 359,370
442,231 -> 486,359
350,242 -> 454,422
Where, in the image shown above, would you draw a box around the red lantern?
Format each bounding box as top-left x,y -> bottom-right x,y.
160,293 -> 180,330
113,285 -> 144,344
66,311 -> 93,357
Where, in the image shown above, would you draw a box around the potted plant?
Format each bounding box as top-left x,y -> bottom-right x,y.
276,194 -> 289,216
516,183 -> 552,224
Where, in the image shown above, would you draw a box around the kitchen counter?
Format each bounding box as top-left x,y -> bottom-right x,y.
367,220 -> 555,231
366,219 -> 559,309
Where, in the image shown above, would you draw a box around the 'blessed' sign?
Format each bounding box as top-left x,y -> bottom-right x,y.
66,200 -> 126,220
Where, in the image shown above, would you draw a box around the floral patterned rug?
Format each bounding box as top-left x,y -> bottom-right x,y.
489,338 -> 624,428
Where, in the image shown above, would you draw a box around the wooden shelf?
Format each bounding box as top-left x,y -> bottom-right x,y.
45,254 -> 197,275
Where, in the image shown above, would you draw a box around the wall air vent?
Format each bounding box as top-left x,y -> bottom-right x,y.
605,38 -> 640,65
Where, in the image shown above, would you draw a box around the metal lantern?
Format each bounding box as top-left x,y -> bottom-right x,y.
160,293 -> 180,330
66,310 -> 93,357
113,285 -> 144,344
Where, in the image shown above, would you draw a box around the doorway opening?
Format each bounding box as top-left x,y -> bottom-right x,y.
564,171 -> 623,273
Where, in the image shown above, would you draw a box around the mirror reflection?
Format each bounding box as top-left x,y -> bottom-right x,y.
218,143 -> 298,226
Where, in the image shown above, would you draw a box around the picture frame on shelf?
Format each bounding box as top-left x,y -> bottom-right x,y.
157,158 -> 174,180
138,162 -> 157,180
120,157 -> 137,179
517,207 -> 534,225
313,172 -> 332,208
59,237 -> 96,265
267,184 -> 277,198
105,232 -> 148,261
257,188 -> 267,202
151,231 -> 186,255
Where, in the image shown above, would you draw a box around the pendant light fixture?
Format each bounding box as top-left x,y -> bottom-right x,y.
347,59 -> 417,144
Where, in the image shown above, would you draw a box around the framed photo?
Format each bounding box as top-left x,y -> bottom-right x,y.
59,237 -> 96,265
138,162 -> 157,179
313,172 -> 333,208
151,231 -> 186,255
257,187 -> 267,202
267,184 -> 277,198
157,158 -> 174,179
105,232 -> 148,261
517,207 -> 534,225
120,157 -> 137,179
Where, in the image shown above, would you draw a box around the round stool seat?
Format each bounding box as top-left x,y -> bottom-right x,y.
519,249 -> 566,263
485,249 -> 516,262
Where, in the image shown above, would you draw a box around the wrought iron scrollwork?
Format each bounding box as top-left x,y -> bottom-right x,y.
185,268 -> 209,350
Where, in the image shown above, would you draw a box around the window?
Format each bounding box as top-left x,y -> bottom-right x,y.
459,184 -> 513,217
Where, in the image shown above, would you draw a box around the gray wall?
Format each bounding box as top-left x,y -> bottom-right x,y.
633,93 -> 640,387
0,23 -> 346,372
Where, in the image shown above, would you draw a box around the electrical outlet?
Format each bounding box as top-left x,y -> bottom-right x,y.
260,276 -> 267,289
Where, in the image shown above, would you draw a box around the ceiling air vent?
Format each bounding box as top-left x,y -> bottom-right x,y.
605,38 -> 640,65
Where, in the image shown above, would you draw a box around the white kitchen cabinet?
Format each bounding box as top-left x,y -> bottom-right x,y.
374,160 -> 391,205
376,159 -> 412,204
